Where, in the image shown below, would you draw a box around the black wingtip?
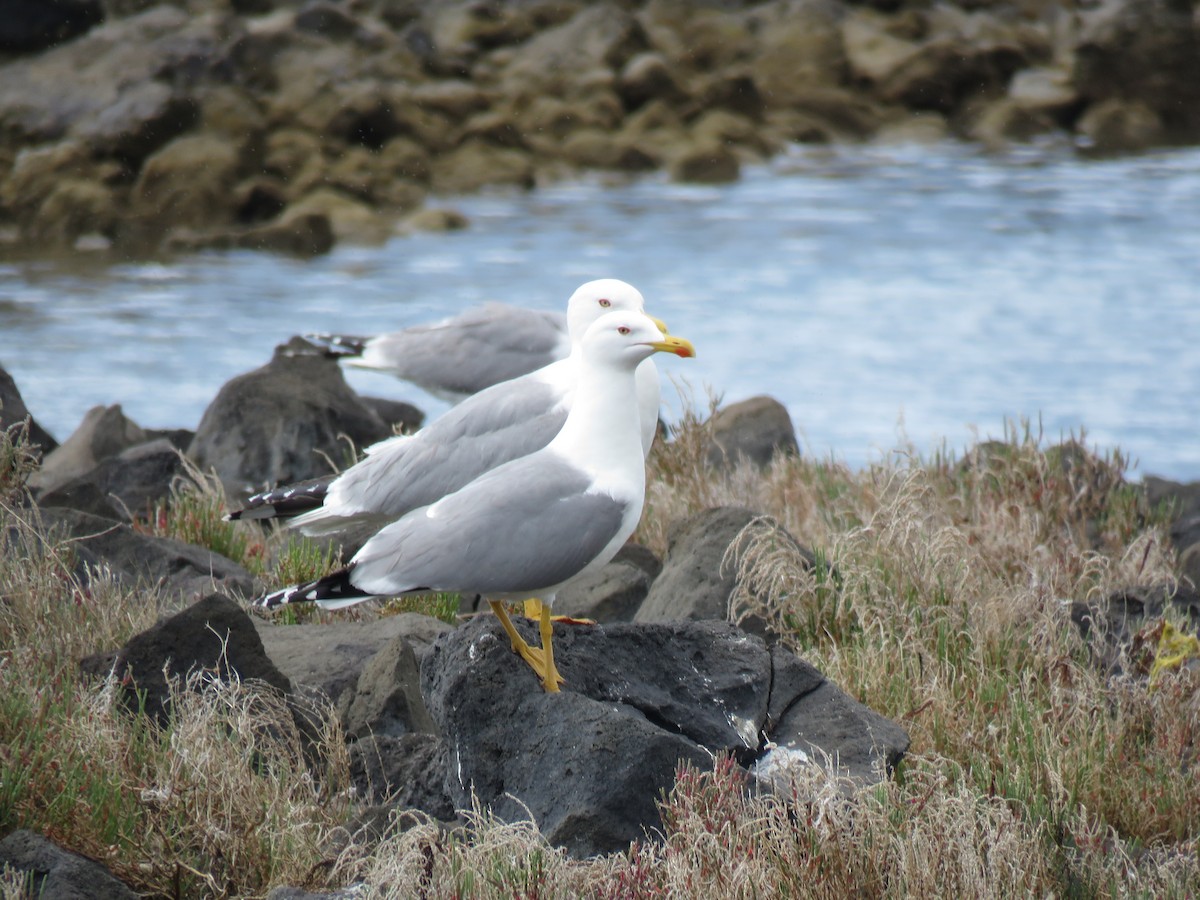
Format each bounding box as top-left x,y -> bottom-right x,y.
227,477 -> 332,523
256,566 -> 373,611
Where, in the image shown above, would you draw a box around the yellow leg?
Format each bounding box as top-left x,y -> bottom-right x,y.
489,600 -> 547,681
540,603 -> 563,692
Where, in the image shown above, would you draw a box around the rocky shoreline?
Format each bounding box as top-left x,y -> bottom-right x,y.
4,338 -> 1200,893
2,0 -> 1197,258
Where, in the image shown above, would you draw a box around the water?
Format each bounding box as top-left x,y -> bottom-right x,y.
2,140 -> 1199,479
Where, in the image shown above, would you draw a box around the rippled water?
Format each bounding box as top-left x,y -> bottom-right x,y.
2,141 -> 1199,479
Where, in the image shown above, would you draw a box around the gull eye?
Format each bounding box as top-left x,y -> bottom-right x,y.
617,326 -> 631,335
598,298 -> 612,308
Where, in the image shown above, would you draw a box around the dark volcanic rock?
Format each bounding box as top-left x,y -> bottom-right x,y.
554,558 -> 651,622
0,7 -> 210,150
0,0 -> 104,54
29,404 -> 147,495
0,363 -> 57,453
421,616 -> 907,857
189,337 -> 393,494
254,612 -> 452,709
349,732 -> 454,816
1073,0 -> 1200,142
636,507 -> 819,637
706,395 -> 800,471
339,634 -> 438,740
38,507 -> 253,602
38,438 -> 185,521
1143,476 -> 1200,552
358,395 -> 424,434
0,829 -> 135,900
82,593 -> 292,725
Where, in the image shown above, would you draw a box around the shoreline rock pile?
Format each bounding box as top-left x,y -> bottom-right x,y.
1,0 -> 1197,257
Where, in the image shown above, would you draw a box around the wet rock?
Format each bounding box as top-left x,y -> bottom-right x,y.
843,10 -> 1024,113
188,336 -> 393,494
0,7 -> 211,149
25,178 -> 120,249
668,143 -> 740,184
636,507 -> 819,638
37,438 -> 184,521
969,98 -> 1060,147
81,593 -> 291,726
748,0 -> 847,107
0,829 -> 135,900
349,732 -> 454,815
0,0 -> 105,54
1073,0 -> 1200,142
422,617 -> 908,856
0,363 -> 57,453
237,211 -> 335,257
638,1 -> 753,74
377,136 -> 432,184
617,51 -> 687,110
339,635 -> 438,740
30,404 -> 148,495
131,133 -> 243,235
1076,99 -> 1164,155
706,395 -> 800,470
400,207 -> 469,234
38,508 -> 254,602
554,558 -> 652,623
498,5 -> 647,98
430,139 -> 534,193
254,612 -> 453,708
282,187 -> 393,244
294,1 -> 362,40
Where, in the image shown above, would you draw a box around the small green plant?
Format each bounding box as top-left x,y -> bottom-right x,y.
0,420 -> 40,501
381,592 -> 461,624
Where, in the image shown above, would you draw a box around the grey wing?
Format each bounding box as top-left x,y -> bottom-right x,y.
422,371 -> 566,442
350,455 -> 629,596
319,379 -> 568,517
354,304 -> 569,395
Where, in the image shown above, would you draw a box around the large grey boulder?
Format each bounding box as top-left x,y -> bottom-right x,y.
38,438 -> 185,521
348,732 -> 454,816
29,404 -> 147,495
705,395 -> 800,471
0,0 -> 104,54
339,634 -> 438,740
636,507 -> 819,636
1073,0 -> 1200,143
0,363 -> 57,453
189,337 -> 393,494
0,830 -> 135,900
421,617 -> 908,857
80,593 -> 291,726
0,7 -> 209,151
35,507 -> 254,603
254,612 -> 453,709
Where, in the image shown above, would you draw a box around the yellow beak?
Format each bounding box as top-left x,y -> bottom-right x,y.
648,334 -> 696,358
648,315 -> 669,334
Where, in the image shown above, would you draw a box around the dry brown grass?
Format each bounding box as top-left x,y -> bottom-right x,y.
3,411 -> 1200,897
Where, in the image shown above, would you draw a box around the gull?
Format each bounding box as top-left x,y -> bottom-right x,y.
310,302 -> 569,402
229,280 -> 664,538
257,311 -> 696,692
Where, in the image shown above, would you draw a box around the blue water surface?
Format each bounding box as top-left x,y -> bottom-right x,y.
1,140 -> 1198,478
